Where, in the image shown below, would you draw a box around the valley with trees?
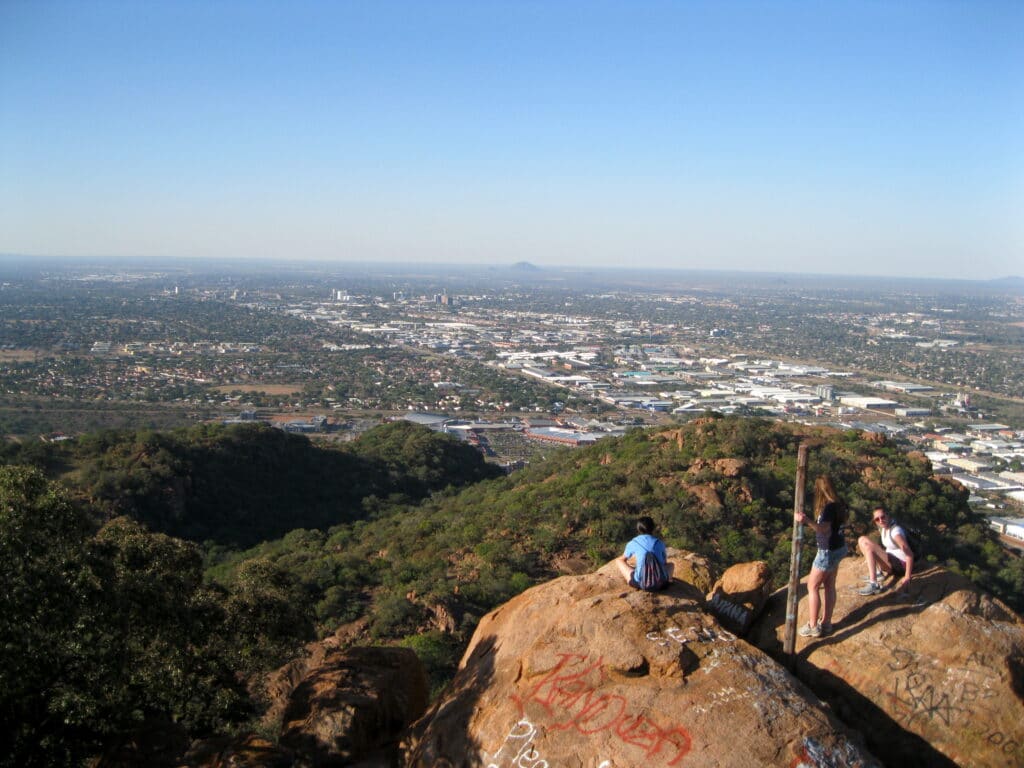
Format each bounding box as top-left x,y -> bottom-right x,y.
3,415 -> 1022,765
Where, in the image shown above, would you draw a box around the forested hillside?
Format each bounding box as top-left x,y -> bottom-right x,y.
1,420 -> 503,546
3,415 -> 1021,766
207,417 -> 1023,687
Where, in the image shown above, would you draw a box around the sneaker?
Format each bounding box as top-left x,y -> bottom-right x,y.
820,622 -> 833,636
858,581 -> 882,596
861,570 -> 884,582
798,623 -> 821,638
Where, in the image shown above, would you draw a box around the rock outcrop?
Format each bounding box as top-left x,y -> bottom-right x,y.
706,560 -> 772,637
184,645 -> 426,768
277,645 -> 428,766
685,483 -> 724,515
184,734 -> 295,768
750,557 -> 1024,767
186,553 -> 1024,768
669,549 -> 715,595
406,554 -> 878,767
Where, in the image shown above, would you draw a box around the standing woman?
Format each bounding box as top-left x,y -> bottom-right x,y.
794,476 -> 848,637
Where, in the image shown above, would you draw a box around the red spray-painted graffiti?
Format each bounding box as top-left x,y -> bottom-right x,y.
513,653 -> 692,765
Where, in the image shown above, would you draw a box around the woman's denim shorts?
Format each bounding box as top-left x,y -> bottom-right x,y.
813,544 -> 848,572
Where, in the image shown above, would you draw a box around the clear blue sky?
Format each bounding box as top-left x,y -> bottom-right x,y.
2,1 -> 1021,279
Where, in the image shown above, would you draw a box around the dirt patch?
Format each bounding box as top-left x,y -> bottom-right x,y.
0,349 -> 43,361
211,383 -> 304,395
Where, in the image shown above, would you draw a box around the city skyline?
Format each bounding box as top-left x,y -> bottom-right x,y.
2,1 -> 1022,280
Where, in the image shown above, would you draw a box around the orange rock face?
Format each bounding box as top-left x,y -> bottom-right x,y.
406,558 -> 878,767
750,557 -> 1024,767
707,560 -> 773,636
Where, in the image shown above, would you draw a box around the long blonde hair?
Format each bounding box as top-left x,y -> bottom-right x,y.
813,476 -> 848,525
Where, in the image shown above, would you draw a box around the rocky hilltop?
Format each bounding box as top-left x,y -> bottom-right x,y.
181,550 -> 1024,767
405,551 -> 878,767
401,551 -> 1023,768
750,558 -> 1024,767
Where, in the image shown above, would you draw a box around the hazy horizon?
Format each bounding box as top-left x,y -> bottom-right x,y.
2,1 -> 1022,280
2,252 -> 1020,292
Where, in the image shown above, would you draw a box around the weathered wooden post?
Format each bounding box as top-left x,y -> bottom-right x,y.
783,442 -> 809,665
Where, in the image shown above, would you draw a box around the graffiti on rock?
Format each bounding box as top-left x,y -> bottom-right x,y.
512,653 -> 693,766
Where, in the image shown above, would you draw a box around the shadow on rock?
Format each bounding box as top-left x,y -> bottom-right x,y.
402,634 -> 497,767
750,557 -> 1024,767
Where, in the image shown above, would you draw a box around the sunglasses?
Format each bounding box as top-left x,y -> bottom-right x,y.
873,515 -> 887,523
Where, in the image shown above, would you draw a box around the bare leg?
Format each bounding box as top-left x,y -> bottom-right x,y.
822,569 -> 838,626
858,536 -> 890,581
614,557 -> 633,584
806,567 -> 825,627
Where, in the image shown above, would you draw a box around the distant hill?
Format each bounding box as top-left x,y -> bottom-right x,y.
989,275 -> 1024,290
509,260 -> 540,271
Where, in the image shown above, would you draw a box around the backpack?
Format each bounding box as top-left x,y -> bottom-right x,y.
637,545 -> 669,591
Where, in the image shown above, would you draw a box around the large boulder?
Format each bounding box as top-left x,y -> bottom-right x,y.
259,637 -> 342,734
749,557 -> 1024,767
706,560 -> 772,637
183,734 -> 295,768
406,557 -> 878,767
668,547 -> 716,594
278,645 -> 429,766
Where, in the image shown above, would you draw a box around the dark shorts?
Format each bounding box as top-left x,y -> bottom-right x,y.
629,576 -> 668,591
887,553 -> 906,575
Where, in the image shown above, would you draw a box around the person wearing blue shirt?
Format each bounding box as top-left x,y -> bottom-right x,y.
615,516 -> 674,589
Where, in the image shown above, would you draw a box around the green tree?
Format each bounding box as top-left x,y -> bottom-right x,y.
221,558 -> 315,672
0,468 -> 250,767
0,467 -> 99,766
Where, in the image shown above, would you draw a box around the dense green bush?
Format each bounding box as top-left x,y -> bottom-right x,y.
0,467 -> 313,767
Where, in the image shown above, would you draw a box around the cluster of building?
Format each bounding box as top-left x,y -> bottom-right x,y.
45,288 -> 1024,525
91,340 -> 264,356
503,349 -> 961,425
400,411 -> 628,450
909,424 -> 1024,541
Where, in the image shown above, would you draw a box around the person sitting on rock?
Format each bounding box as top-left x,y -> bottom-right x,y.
857,506 -> 913,596
615,516 -> 674,590
794,476 -> 848,638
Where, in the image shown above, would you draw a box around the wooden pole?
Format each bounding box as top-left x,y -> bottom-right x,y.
783,442 -> 809,664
